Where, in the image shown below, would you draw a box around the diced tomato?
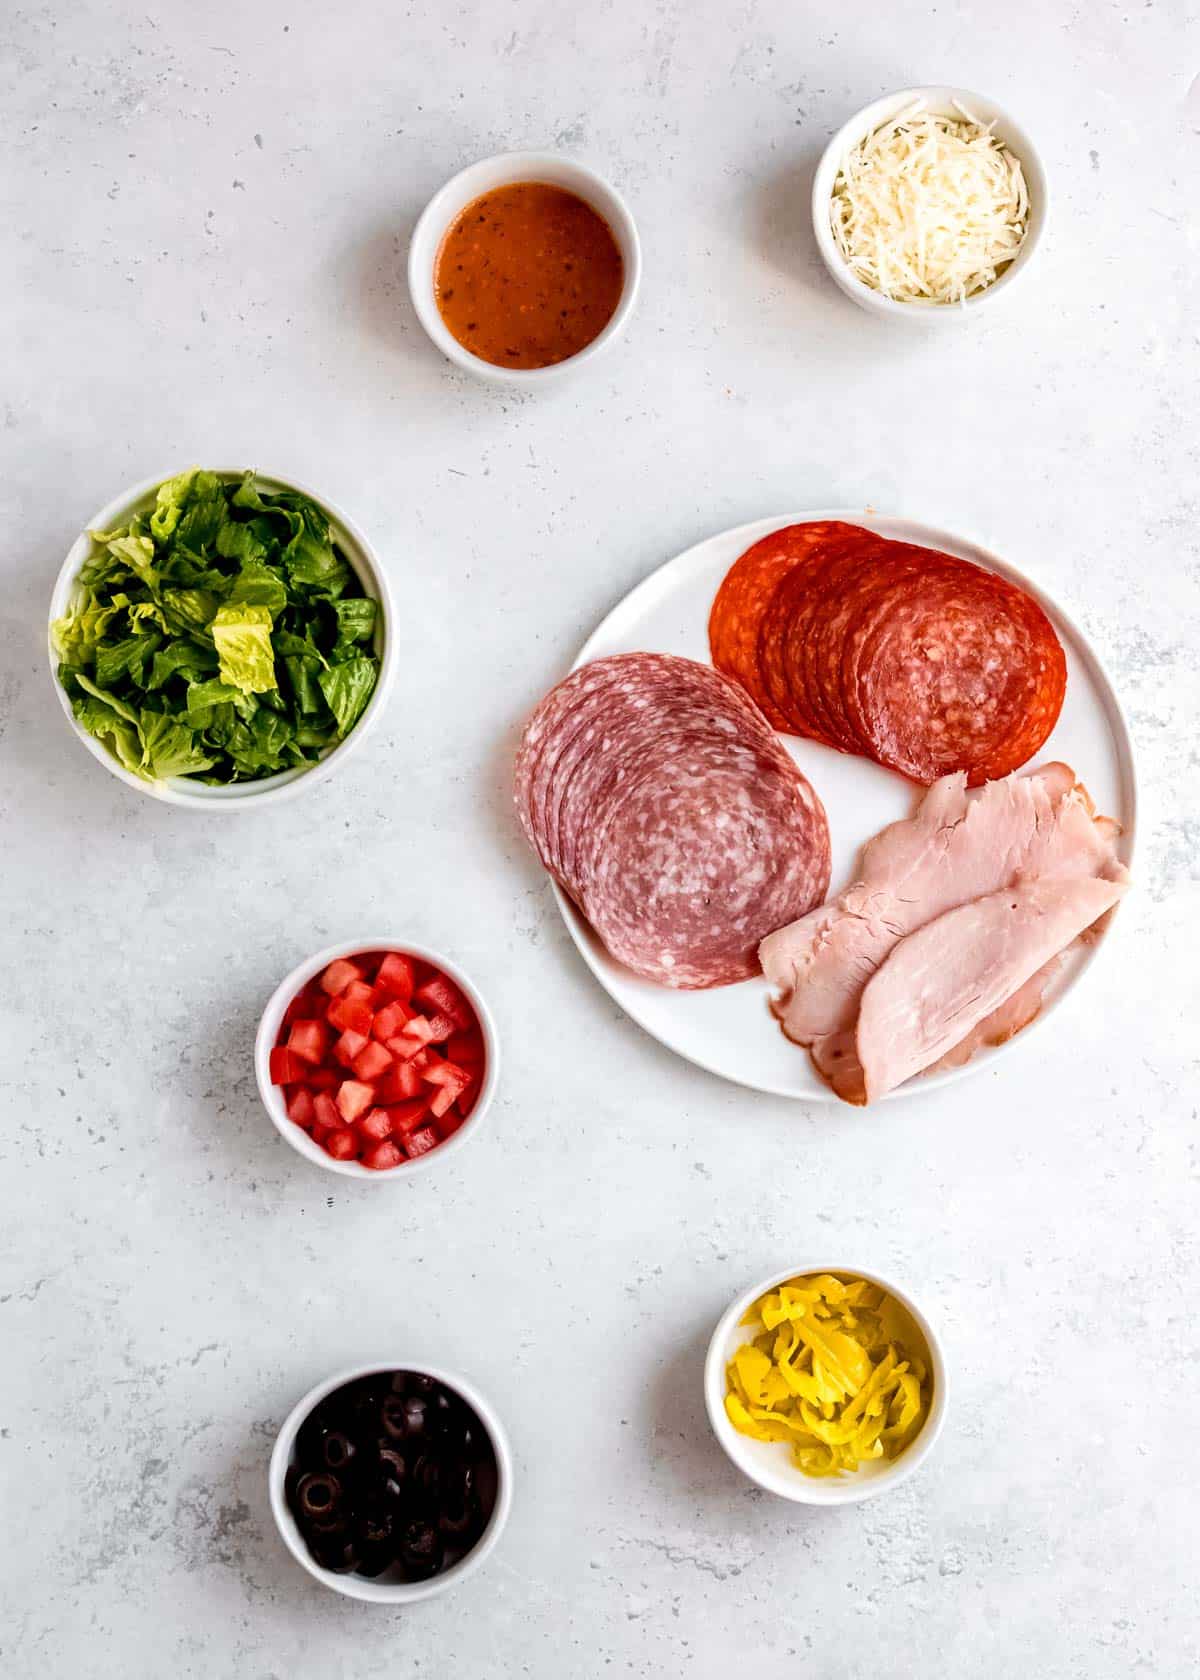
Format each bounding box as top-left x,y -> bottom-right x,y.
358,1106 -> 394,1142
375,951 -> 415,1001
320,958 -> 364,997
283,981 -> 323,1027
308,1064 -> 340,1090
362,1140 -> 404,1171
387,1029 -> 429,1061
269,1046 -> 306,1085
287,1087 -> 317,1130
336,1079 -> 375,1122
344,980 -> 374,1008
313,1091 -> 341,1132
446,1029 -> 485,1068
378,1058 -> 425,1102
423,1060 -> 472,1118
386,1098 -> 431,1138
405,1125 -> 440,1158
334,1028 -> 369,1068
372,999 -> 414,1042
421,1058 -> 470,1091
413,974 -> 473,1029
435,1108 -> 465,1140
400,1014 -> 437,1047
287,1018 -> 329,1065
325,1126 -> 359,1160
352,1040 -> 393,1082
426,1012 -> 460,1044
327,996 -> 374,1036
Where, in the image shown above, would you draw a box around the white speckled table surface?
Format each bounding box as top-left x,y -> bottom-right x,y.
3,2 -> 1198,1675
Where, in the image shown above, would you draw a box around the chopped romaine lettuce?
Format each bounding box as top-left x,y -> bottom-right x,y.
52,470 -> 381,784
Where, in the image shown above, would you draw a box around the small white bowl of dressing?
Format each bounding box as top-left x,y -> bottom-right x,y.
407,151 -> 641,385
811,86 -> 1047,321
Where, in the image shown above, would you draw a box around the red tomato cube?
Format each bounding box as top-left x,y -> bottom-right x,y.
313,1092 -> 341,1132
352,1040 -> 393,1082
372,1000 -> 414,1042
335,1080 -> 375,1123
405,1126 -> 440,1159
358,1106 -> 394,1142
362,1140 -> 404,1171
344,980 -> 374,1008
386,1098 -> 431,1138
401,1014 -> 437,1047
325,1126 -> 359,1160
375,951 -> 415,1002
334,1028 -> 369,1068
378,1059 -> 424,1102
308,1064 -> 340,1090
287,1018 -> 329,1065
327,996 -> 374,1036
320,958 -> 364,997
269,1046 -> 306,1085
283,981 -> 323,1027
446,1029 -> 485,1067
386,1030 -> 428,1062
436,1109 -> 465,1140
414,974 -> 473,1029
287,1087 -> 317,1129
424,1012 -> 458,1044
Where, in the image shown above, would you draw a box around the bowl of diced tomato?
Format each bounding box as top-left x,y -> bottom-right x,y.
256,940 -> 497,1177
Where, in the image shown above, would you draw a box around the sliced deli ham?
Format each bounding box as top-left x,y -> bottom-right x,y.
514,653 -> 831,988
759,763 -> 1129,1100
856,876 -> 1128,1102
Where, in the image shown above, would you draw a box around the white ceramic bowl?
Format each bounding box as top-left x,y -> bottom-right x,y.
811,86 -> 1047,321
255,938 -> 500,1181
407,150 -> 641,385
47,469 -> 397,808
268,1361 -> 513,1604
704,1262 -> 948,1505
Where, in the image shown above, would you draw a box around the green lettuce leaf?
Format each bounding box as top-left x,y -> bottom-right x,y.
228,560 -> 288,615
211,603 -> 276,694
137,712 -> 215,779
318,657 -> 377,737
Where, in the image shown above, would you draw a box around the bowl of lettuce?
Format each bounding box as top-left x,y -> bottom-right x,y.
48,468 -> 395,807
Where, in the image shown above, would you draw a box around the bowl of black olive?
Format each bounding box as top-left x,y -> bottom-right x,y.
268,1363 -> 512,1602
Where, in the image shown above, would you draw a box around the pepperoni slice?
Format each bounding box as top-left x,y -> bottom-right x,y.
850,561 -> 1067,782
709,521 -> 862,734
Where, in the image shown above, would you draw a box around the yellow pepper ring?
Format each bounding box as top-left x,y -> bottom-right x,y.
723,1273 -> 931,1478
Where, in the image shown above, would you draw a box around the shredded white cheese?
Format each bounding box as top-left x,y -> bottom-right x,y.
830,100 -> 1030,306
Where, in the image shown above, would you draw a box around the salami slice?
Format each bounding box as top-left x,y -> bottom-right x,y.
582,730 -> 831,988
513,653 -> 831,989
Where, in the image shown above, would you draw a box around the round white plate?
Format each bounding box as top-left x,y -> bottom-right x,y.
552,511 -> 1137,1101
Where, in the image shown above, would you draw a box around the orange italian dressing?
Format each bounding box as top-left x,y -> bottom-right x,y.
433,182 -> 624,369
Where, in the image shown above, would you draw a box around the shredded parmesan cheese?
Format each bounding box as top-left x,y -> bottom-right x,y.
830,100 -> 1030,306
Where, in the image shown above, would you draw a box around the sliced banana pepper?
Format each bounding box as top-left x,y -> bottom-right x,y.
724,1273 -> 931,1478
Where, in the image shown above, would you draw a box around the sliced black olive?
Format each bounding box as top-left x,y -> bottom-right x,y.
294,1411 -> 328,1468
310,1537 -> 360,1574
409,1453 -> 442,1502
357,1503 -> 396,1549
321,1431 -> 356,1471
354,1543 -> 395,1579
381,1392 -> 428,1441
408,1373 -> 436,1395
296,1471 -> 342,1521
375,1446 -> 408,1501
398,1517 -> 444,1580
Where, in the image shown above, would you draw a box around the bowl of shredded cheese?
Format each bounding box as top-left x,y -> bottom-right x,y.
704,1264 -> 948,1504
812,86 -> 1046,318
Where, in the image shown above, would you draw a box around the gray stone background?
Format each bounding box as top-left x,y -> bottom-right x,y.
2,1 -> 1197,1675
